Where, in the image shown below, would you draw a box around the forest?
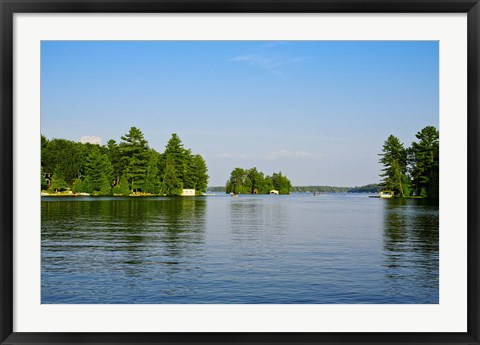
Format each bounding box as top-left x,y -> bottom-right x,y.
379,125 -> 439,199
41,127 -> 209,196
225,168 -> 292,194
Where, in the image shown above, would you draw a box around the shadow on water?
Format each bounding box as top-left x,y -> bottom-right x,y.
41,197 -> 207,302
382,198 -> 439,303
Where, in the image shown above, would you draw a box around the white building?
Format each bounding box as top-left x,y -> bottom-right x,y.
181,189 -> 196,196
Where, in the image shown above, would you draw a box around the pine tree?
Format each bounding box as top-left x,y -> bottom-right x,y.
162,133 -> 187,183
119,127 -> 150,193
162,155 -> 183,196
379,135 -> 409,196
143,151 -> 161,194
182,149 -> 196,189
410,126 -> 439,198
193,154 -> 209,193
106,139 -> 123,186
83,147 -> 114,196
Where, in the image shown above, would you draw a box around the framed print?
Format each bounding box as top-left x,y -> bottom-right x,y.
1,1 -> 479,344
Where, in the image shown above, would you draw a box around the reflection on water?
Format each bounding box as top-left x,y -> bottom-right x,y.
42,194 -> 438,304
42,197 -> 206,303
382,198 -> 439,303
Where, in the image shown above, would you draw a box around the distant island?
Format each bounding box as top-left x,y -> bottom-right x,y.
208,183 -> 382,194
225,167 -> 292,195
41,127 -> 209,196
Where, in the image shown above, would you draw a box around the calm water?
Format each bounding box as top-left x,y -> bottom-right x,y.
41,194 -> 438,304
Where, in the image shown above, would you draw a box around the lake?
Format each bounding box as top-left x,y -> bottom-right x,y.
41,193 -> 438,304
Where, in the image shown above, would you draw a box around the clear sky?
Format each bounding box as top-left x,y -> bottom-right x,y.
41,41 -> 438,187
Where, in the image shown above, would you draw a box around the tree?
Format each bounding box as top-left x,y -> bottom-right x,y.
264,175 -> 274,193
182,149 -> 196,189
409,126 -> 439,198
83,147 -> 114,196
246,167 -> 265,194
106,139 -> 123,186
48,169 -> 69,193
272,171 -> 292,194
143,151 -> 161,194
162,155 -> 183,196
162,133 -> 187,183
41,167 -> 49,190
72,178 -> 86,193
40,129 -> 209,197
379,135 -> 409,197
119,127 -> 150,192
113,174 -> 131,196
192,154 -> 209,193
42,138 -> 85,185
226,168 -> 246,194
226,168 -> 291,194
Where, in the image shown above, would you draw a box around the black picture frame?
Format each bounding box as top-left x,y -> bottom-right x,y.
1,1 -> 479,344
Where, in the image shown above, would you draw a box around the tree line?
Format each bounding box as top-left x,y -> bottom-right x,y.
379,125 -> 439,198
41,127 -> 209,196
291,184 -> 382,193
209,183 -> 381,193
225,167 -> 292,194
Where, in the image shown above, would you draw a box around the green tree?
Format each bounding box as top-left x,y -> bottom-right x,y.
72,178 -> 86,193
48,169 -> 69,193
182,149 -> 196,189
226,168 -> 291,194
193,154 -> 209,193
162,155 -> 183,196
42,138 -> 85,185
41,167 -> 48,190
226,168 -> 246,194
409,126 -> 439,198
162,133 -> 187,183
379,135 -> 409,197
119,127 -> 150,192
271,172 -> 292,194
143,151 -> 161,194
264,175 -> 274,193
113,174 -> 131,196
246,167 -> 265,194
106,139 -> 123,186
83,147 -> 114,195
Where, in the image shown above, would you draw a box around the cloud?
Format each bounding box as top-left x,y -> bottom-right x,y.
216,149 -> 325,161
80,135 -> 102,145
230,54 -> 305,74
265,149 -> 325,160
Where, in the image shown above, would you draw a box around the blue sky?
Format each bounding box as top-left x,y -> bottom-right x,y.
41,41 -> 439,186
